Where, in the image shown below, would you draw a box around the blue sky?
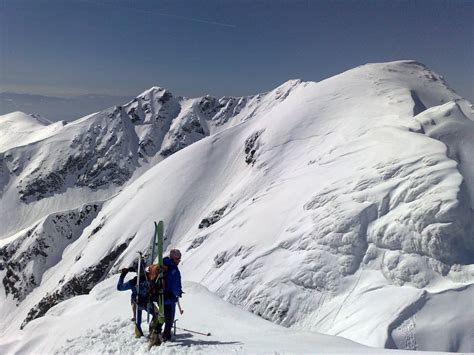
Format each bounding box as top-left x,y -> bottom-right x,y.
1,0 -> 473,101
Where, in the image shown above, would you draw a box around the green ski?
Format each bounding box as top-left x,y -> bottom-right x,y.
148,220 -> 165,349
155,221 -> 165,324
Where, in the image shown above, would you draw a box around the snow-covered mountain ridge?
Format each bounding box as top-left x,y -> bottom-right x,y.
1,60 -> 473,353
0,80 -> 299,239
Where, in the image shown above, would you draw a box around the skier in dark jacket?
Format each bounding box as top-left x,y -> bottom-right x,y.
161,249 -> 183,341
117,266 -> 158,337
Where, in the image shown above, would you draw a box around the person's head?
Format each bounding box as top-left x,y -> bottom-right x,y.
170,249 -> 182,265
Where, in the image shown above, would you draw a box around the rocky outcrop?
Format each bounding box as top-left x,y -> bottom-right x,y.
21,242 -> 128,329
0,203 -> 102,303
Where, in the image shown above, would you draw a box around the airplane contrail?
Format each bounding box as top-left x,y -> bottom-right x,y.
148,11 -> 237,28
80,0 -> 237,28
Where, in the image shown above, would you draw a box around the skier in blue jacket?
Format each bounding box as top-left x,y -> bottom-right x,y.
117,266 -> 158,337
161,249 -> 183,341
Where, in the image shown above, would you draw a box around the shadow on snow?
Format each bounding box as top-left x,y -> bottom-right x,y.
168,332 -> 242,347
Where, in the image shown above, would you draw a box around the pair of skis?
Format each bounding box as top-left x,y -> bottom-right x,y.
135,221 -> 164,332
151,220 -> 165,325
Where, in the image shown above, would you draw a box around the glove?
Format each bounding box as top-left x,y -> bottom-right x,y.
120,268 -> 129,277
128,266 -> 136,273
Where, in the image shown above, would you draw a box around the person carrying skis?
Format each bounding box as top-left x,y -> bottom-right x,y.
117,266 -> 159,338
159,248 -> 183,341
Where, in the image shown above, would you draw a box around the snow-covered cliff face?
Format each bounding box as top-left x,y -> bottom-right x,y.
1,61 -> 473,352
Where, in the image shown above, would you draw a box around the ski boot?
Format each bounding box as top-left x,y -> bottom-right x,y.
148,330 -> 162,349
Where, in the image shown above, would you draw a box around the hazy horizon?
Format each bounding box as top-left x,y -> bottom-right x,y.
1,0 -> 472,104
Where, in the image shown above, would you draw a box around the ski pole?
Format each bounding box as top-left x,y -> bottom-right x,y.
178,300 -> 184,314
173,319 -> 178,336
175,326 -> 211,336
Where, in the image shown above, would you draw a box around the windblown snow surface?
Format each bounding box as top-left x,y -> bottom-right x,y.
1,61 -> 473,353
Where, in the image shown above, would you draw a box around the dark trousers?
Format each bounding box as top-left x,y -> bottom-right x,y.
162,303 -> 176,339
135,303 -> 156,336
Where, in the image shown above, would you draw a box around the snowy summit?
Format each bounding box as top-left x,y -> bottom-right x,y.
0,60 -> 473,353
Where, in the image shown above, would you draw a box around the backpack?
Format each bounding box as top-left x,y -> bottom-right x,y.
146,264 -> 167,281
146,264 -> 168,301
130,276 -> 150,306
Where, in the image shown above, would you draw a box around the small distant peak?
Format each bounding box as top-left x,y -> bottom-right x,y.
137,86 -> 171,99
148,86 -> 166,93
0,111 -> 27,118
0,111 -> 51,126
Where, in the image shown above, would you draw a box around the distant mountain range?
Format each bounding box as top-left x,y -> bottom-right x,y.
1,61 -> 473,353
0,92 -> 134,122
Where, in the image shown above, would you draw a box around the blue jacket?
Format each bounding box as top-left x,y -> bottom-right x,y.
163,257 -> 182,305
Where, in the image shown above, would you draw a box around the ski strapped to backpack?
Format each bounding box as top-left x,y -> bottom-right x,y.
148,224 -> 157,323
146,221 -> 166,348
155,221 -> 165,325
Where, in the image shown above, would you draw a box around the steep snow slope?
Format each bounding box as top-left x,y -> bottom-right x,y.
0,61 -> 473,352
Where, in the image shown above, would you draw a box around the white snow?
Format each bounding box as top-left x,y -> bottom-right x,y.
0,60 -> 473,353
414,101 -> 474,208
391,284 -> 474,352
0,277 -> 433,354
0,112 -> 64,153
